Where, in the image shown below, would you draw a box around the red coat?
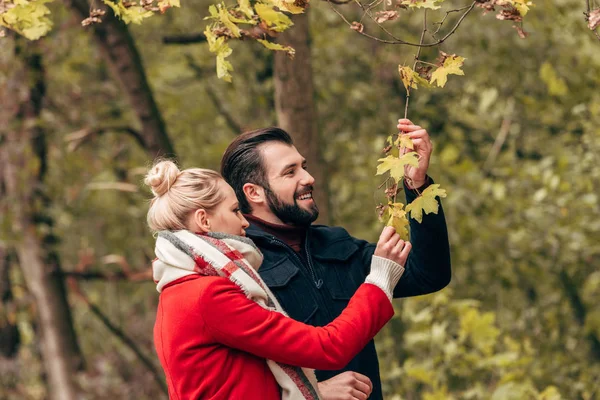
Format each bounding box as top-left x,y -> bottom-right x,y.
154,275 -> 393,400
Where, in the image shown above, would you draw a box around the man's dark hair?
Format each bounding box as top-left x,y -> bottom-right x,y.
221,127 -> 294,214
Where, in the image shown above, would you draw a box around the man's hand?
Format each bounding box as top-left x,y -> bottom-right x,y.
317,371 -> 373,400
374,226 -> 412,267
397,118 -> 433,189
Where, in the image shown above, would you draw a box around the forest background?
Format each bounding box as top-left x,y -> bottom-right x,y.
1,0 -> 600,399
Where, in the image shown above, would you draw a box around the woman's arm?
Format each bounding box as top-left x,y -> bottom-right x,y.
199,277 -> 394,370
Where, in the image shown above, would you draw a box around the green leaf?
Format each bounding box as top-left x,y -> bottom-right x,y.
405,184 -> 447,223
510,0 -> 533,17
256,39 -> 295,56
205,26 -> 234,82
0,0 -> 53,40
102,0 -> 153,24
376,153 -> 419,183
255,3 -> 293,32
238,0 -> 254,18
430,55 -> 465,88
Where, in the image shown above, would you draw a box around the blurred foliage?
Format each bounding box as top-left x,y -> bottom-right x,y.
1,0 -> 600,399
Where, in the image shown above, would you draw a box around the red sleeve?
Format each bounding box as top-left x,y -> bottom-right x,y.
198,278 -> 394,370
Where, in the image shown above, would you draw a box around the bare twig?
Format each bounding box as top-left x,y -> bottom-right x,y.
183,54 -> 243,133
404,10 -> 428,119
64,126 -> 146,151
70,284 -> 168,394
484,97 -> 515,171
327,0 -> 477,47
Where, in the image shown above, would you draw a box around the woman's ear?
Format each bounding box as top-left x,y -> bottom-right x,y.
190,209 -> 211,233
243,183 -> 265,206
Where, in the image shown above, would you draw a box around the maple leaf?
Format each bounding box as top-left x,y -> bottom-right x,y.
430,54 -> 465,88
386,203 -> 409,240
376,153 -> 419,183
398,65 -> 431,91
395,134 -> 414,150
405,184 -> 447,223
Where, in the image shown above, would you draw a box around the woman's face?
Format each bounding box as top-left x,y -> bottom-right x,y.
207,180 -> 250,236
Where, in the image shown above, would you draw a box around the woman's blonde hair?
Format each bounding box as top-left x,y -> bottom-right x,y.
144,159 -> 225,232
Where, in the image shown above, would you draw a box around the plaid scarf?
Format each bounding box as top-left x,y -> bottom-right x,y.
153,230 -> 321,400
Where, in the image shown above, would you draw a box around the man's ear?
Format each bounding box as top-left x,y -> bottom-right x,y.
243,183 -> 266,207
190,208 -> 211,233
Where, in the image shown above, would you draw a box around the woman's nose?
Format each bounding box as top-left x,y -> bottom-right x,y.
240,215 -> 250,229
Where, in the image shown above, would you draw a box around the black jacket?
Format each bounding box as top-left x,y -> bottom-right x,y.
248,185 -> 451,400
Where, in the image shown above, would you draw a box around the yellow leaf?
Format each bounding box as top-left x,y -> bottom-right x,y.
271,0 -> 305,14
386,203 -> 409,240
255,3 -> 293,32
218,4 -> 241,38
405,184 -> 447,223
376,153 -> 419,183
401,0 -> 442,10
510,0 -> 533,16
430,55 -> 465,88
238,0 -> 254,18
157,0 -> 180,13
398,65 -> 431,91
395,134 -> 414,150
256,39 -> 295,56
205,26 -> 234,82
0,0 -> 53,40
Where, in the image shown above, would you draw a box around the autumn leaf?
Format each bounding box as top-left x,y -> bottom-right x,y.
430,54 -> 465,88
401,0 -> 442,10
374,10 -> 399,23
157,0 -> 180,14
256,39 -> 295,57
510,0 -> 533,17
0,0 -> 53,39
255,3 -> 293,32
351,21 -> 364,32
398,65 -> 431,91
238,0 -> 254,18
395,134 -> 414,150
376,152 -> 419,183
271,0 -> 305,14
205,26 -> 234,82
386,203 -> 409,240
405,184 -> 447,223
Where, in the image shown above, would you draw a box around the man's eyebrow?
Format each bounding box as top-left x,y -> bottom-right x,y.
280,162 -> 298,173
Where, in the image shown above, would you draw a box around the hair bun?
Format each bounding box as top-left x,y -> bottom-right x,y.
145,160 -> 180,197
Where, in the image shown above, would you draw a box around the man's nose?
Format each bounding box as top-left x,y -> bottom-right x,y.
300,169 -> 315,186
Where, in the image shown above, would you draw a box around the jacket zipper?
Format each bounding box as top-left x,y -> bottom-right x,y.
269,237 -> 323,289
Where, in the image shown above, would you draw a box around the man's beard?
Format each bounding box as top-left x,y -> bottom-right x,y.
264,185 -> 319,226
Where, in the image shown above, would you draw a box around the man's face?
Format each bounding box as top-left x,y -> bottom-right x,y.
260,142 -> 319,226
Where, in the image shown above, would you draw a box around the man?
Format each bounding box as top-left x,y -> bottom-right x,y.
220,119 -> 451,400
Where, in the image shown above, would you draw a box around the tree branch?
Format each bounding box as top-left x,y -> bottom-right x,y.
404,10 -> 428,119
64,126 -> 146,152
327,0 -> 477,47
162,32 -> 207,44
69,282 -> 167,395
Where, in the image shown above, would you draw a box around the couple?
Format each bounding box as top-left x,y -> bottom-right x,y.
146,119 -> 451,400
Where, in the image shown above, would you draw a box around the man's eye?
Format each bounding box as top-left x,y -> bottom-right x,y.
286,170 -> 294,175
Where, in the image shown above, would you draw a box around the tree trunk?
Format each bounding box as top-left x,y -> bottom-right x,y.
0,37 -> 81,400
66,0 -> 176,158
274,11 -> 331,224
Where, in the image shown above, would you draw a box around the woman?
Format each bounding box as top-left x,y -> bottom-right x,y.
145,160 -> 411,400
